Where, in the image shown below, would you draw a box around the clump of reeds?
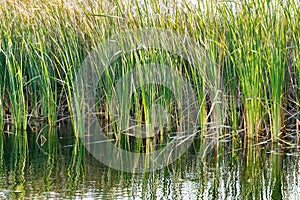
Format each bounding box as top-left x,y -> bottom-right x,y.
0,0 -> 299,146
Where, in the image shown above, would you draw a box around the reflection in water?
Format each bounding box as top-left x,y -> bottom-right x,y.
0,126 -> 300,199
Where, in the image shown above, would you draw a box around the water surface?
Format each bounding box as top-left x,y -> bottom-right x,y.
0,125 -> 300,199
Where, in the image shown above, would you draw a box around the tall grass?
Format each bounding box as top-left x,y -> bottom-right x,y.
0,0 -> 299,147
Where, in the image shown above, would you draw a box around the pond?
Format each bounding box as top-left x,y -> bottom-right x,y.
0,0 -> 300,199
0,124 -> 299,199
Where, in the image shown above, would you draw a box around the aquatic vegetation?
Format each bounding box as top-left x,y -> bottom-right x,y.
0,1 -> 299,197
0,0 -> 299,147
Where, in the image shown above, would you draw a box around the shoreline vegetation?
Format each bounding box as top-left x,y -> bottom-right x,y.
0,0 -> 299,147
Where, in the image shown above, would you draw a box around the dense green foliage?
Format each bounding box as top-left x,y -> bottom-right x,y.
0,0 -> 299,143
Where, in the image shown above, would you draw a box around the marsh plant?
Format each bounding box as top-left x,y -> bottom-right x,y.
0,0 -> 299,159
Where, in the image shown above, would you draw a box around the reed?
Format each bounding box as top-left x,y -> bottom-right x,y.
0,0 -> 299,148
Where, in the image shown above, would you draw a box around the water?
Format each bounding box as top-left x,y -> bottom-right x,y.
0,125 -> 300,199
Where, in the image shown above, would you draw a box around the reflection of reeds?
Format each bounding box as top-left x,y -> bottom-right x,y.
0,128 -> 299,199
0,0 -> 299,145
1,131 -> 28,199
